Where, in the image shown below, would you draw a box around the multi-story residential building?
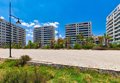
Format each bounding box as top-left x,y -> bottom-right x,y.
106,4 -> 120,43
65,22 -> 92,46
0,19 -> 26,47
33,26 -> 55,47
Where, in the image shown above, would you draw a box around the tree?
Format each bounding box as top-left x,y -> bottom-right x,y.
50,38 -> 55,49
103,33 -> 111,47
65,37 -> 71,49
57,38 -> 64,48
74,43 -> 81,49
78,33 -> 85,46
27,40 -> 33,48
76,34 -> 80,44
98,36 -> 104,45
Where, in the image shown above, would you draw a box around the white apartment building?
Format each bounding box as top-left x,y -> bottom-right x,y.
65,22 -> 92,46
106,4 -> 120,43
33,26 -> 55,47
0,19 -> 26,47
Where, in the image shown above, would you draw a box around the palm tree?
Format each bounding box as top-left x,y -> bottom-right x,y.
50,38 -> 55,49
76,34 -> 80,44
86,37 -> 94,44
103,33 -> 111,47
79,33 -> 85,45
65,37 -> 71,49
58,38 -> 64,48
27,40 -> 33,49
98,36 -> 104,45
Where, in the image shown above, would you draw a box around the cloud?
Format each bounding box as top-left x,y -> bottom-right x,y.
21,21 -> 35,27
27,33 -> 33,38
26,29 -> 29,32
18,18 -> 59,29
55,30 -> 64,40
43,22 -> 59,28
20,19 -> 59,29
0,16 -> 4,19
34,20 -> 39,23
34,24 -> 41,28
55,30 -> 58,34
26,28 -> 33,38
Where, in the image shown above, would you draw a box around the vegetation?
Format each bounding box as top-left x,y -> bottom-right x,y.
0,58 -> 120,83
2,33 -> 120,50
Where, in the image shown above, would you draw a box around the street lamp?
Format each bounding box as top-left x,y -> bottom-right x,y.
9,0 -> 21,58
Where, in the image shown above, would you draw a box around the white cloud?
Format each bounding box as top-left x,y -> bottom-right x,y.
55,30 -> 58,34
55,30 -> 64,40
17,19 -> 59,29
34,24 -> 41,28
26,28 -> 33,38
29,29 -> 33,34
27,34 -> 30,36
30,22 -> 35,26
26,29 -> 29,32
0,16 -> 4,19
27,33 -> 33,38
43,22 -> 59,28
21,21 -> 35,27
34,20 -> 39,23
59,34 -> 62,38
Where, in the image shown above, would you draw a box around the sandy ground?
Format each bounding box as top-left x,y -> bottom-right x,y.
0,49 -> 120,71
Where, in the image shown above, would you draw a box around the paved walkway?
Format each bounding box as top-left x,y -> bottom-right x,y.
0,49 -> 120,71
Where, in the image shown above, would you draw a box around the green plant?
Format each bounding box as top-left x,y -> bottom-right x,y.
19,55 -> 31,66
0,60 -> 120,83
82,43 -> 94,49
54,44 -> 60,49
0,59 -> 20,68
43,45 -> 50,49
74,43 -> 81,49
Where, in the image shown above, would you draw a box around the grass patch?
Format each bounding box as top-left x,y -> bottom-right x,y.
0,59 -> 120,83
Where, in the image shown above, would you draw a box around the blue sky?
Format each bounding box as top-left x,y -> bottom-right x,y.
0,0 -> 120,43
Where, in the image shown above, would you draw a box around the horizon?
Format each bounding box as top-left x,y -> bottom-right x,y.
0,0 -> 119,43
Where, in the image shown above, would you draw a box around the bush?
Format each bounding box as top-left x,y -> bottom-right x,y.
54,44 -> 60,49
92,46 -> 107,50
109,43 -> 120,48
43,45 -> 50,49
19,55 -> 31,66
74,43 -> 81,49
82,43 -> 94,49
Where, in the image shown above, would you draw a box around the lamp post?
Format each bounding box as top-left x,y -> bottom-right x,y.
9,0 -> 21,58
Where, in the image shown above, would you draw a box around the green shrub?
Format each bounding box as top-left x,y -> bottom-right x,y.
54,44 -> 60,49
82,43 -> 94,49
92,46 -> 107,50
43,45 -> 50,49
109,43 -> 120,49
74,43 -> 81,49
19,55 -> 31,66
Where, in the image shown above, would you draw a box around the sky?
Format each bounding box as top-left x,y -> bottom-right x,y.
0,0 -> 120,43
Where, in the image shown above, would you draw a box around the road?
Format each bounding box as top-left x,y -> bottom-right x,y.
0,49 -> 120,71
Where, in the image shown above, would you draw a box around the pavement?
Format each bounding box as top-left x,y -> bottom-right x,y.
0,49 -> 120,71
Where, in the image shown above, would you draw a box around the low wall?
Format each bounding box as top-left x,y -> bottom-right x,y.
27,60 -> 120,76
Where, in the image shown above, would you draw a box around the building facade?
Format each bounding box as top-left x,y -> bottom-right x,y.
0,19 -> 26,47
106,4 -> 120,43
65,22 -> 92,46
33,26 -> 55,47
